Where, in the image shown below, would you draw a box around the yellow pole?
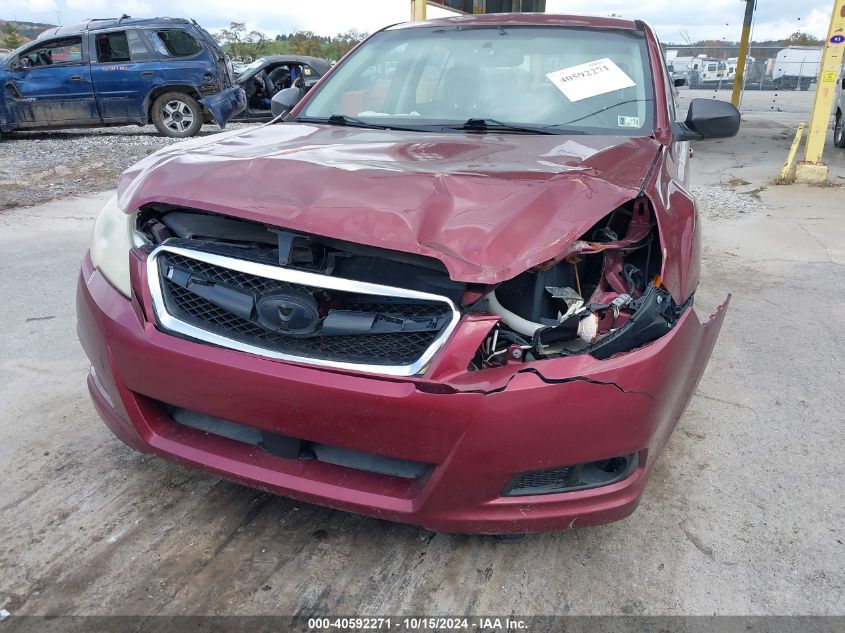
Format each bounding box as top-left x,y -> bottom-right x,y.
411,0 -> 427,20
779,122 -> 806,182
795,0 -> 845,182
731,0 -> 755,108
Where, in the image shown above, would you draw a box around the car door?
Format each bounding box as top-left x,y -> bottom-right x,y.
89,29 -> 163,122
6,36 -> 97,127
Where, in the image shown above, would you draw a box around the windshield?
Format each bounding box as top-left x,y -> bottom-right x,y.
300,25 -> 655,135
240,58 -> 266,75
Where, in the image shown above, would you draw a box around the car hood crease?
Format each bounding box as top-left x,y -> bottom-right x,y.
118,124 -> 663,284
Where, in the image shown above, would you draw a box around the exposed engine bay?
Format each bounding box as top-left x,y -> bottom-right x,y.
472,197 -> 688,369
136,197 -> 688,371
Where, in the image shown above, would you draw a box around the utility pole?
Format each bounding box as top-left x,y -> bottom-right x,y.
411,0 -> 427,20
731,0 -> 755,108
794,0 -> 845,182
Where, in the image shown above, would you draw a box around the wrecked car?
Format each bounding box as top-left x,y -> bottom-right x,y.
77,14 -> 739,534
233,55 -> 329,122
0,16 -> 245,139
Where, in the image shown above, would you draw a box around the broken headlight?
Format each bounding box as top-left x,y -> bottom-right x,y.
90,195 -> 136,298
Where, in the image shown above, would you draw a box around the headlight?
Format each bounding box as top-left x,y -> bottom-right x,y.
90,195 -> 135,298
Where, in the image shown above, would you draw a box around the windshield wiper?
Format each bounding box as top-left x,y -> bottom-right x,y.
295,114 -> 429,132
327,114 -> 382,128
449,118 -> 561,135
552,98 -> 655,127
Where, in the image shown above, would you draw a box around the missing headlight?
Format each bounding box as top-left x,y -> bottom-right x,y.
470,197 -> 681,369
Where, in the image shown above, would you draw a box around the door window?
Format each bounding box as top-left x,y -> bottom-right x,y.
95,32 -> 131,63
20,37 -> 83,67
153,30 -> 202,57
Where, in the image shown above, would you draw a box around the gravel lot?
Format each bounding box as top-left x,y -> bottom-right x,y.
0,123 -> 255,211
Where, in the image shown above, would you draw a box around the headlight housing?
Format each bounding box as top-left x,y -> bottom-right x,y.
90,195 -> 135,298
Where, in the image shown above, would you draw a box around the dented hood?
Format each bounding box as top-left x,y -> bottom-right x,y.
118,123 -> 661,284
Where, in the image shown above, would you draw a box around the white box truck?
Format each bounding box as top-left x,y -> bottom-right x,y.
771,46 -> 822,90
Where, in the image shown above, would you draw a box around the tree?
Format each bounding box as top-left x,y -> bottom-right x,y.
2,23 -> 24,49
326,30 -> 367,60
781,31 -> 822,47
215,22 -> 271,59
215,26 -> 368,62
215,22 -> 249,59
244,29 -> 270,57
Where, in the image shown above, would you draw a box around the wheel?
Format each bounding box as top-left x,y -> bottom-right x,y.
834,112 -> 845,148
151,92 -> 203,138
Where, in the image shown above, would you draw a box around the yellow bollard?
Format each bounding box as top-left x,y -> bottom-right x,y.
779,123 -> 807,182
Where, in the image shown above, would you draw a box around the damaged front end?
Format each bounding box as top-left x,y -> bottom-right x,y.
82,195 -> 729,533
135,204 -> 469,376
134,194 -> 713,383
470,197 -> 688,371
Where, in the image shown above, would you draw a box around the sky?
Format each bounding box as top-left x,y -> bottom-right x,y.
2,0 -> 836,44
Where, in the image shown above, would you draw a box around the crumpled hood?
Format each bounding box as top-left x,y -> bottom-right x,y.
118,123 -> 661,284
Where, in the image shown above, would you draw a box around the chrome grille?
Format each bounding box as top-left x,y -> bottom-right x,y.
147,245 -> 461,376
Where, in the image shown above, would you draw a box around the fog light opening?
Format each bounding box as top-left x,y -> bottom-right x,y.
503,453 -> 638,497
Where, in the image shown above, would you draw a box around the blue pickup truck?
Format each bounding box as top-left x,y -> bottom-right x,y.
0,17 -> 246,138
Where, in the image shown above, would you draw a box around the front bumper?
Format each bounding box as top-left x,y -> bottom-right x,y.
77,251 -> 728,534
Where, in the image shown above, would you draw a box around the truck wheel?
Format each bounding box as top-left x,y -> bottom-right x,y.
834,112 -> 845,148
152,92 -> 203,138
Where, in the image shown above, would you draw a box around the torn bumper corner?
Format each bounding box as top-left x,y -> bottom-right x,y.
199,86 -> 247,128
78,248 -> 729,533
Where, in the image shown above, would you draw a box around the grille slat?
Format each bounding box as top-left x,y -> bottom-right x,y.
156,251 -> 453,367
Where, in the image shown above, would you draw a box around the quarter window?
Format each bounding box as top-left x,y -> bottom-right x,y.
153,30 -> 202,57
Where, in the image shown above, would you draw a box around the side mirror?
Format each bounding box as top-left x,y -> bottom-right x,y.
271,87 -> 303,118
673,77 -> 687,87
673,98 -> 740,142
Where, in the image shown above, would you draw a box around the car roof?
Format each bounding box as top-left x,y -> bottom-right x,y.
386,13 -> 640,31
38,16 -> 194,39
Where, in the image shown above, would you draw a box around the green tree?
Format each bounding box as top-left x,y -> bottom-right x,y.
215,22 -> 272,59
2,23 -> 24,49
215,22 -> 249,59
781,31 -> 822,46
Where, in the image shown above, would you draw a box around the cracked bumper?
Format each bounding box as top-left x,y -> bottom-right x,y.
77,251 -> 728,534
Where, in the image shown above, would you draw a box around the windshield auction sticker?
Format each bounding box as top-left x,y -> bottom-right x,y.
546,58 -> 636,102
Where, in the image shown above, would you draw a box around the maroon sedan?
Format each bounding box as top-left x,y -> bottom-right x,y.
77,14 -> 739,534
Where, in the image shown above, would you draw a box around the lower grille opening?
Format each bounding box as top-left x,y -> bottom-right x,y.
169,406 -> 431,480
503,453 -> 638,496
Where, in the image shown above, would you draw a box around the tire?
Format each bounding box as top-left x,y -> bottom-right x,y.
151,91 -> 203,138
834,112 -> 845,149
